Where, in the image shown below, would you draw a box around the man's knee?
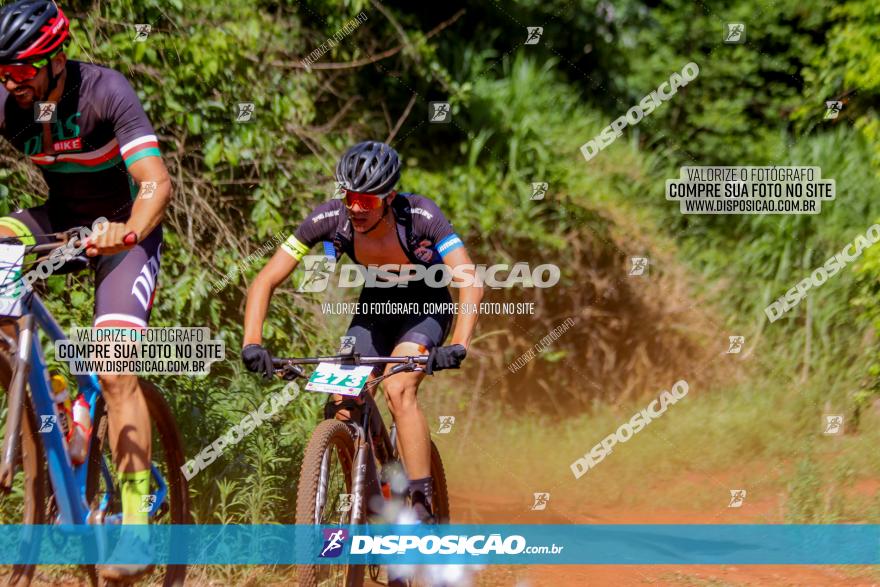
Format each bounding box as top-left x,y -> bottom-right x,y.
383,379 -> 418,416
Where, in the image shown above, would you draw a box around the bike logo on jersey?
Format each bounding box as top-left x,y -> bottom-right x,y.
23,112 -> 83,156
52,137 -> 82,152
319,528 -> 349,558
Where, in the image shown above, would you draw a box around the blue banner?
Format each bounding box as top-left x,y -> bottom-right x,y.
0,524 -> 877,565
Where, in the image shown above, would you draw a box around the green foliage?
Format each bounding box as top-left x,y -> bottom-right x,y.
0,0 -> 878,549
608,0 -> 832,164
799,0 -> 880,166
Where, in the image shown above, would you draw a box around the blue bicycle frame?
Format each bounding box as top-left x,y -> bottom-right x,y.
0,292 -> 168,525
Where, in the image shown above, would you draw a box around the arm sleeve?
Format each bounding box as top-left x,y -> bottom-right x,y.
281,200 -> 344,260
411,196 -> 464,259
99,69 -> 160,168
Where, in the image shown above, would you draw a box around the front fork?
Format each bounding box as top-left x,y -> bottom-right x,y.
350,408 -> 411,524
350,426 -> 383,523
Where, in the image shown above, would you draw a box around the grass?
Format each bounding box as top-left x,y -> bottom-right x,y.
439,366 -> 880,523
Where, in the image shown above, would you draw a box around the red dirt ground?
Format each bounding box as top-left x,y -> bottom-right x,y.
451,490 -> 878,586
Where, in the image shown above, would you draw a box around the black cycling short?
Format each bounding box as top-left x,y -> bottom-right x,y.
345,280 -> 454,371
0,204 -> 162,328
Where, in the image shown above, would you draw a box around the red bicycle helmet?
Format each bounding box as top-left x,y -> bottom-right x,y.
0,0 -> 69,63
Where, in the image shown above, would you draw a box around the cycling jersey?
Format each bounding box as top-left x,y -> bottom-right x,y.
281,193 -> 464,265
0,60 -> 163,330
282,193 -> 464,357
7,205 -> 161,329
0,60 -> 161,226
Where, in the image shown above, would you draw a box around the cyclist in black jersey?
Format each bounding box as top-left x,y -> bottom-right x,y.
0,2 -> 170,579
242,141 -> 483,522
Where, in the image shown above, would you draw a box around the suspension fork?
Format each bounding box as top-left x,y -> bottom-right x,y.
350,397 -> 390,522
362,390 -> 395,464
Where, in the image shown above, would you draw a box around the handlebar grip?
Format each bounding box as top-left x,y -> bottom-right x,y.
80,231 -> 137,252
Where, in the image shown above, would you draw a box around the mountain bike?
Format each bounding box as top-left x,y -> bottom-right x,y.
0,230 -> 190,586
272,346 -> 454,587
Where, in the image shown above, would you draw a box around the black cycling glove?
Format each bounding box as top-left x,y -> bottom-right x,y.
426,344 -> 467,375
241,344 -> 274,379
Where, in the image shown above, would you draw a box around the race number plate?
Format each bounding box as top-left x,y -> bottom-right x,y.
305,363 -> 372,396
0,243 -> 25,318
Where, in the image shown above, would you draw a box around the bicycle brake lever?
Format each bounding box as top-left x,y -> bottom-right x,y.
387,363 -> 420,376
279,364 -> 305,381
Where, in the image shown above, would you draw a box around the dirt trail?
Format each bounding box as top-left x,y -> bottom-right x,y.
450,490 -> 878,586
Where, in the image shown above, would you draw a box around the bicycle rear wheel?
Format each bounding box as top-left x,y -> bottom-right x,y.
295,419 -> 362,587
85,380 -> 190,586
0,350 -> 48,587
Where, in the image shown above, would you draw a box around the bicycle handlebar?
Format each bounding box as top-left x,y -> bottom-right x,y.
271,354 -> 429,367
270,353 -> 431,381
0,227 -> 138,255
0,227 -> 79,252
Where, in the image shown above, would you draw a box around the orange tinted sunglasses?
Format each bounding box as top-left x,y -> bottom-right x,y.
344,190 -> 392,210
0,48 -> 61,84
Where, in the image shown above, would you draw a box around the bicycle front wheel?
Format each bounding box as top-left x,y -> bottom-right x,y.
295,419 -> 361,587
85,380 -> 190,586
0,349 -> 48,587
